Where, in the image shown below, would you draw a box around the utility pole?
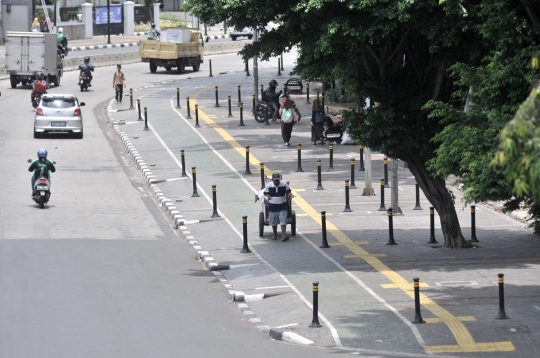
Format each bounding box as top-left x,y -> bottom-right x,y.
106,0 -> 111,44
253,28 -> 258,101
362,147 -> 375,196
391,158 -> 402,213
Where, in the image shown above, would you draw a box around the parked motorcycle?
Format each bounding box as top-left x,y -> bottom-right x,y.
28,159 -> 55,209
79,73 -> 90,92
253,92 -> 302,123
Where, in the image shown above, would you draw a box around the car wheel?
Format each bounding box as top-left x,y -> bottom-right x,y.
231,35 -> 237,41
150,63 -> 157,73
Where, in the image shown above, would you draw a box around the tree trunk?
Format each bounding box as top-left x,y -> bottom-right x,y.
391,158 -> 401,214
405,151 -> 465,248
362,147 -> 375,196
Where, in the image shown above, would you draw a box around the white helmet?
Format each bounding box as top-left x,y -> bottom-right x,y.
58,28 -> 63,33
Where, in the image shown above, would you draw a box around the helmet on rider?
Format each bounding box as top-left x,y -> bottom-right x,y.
151,23 -> 156,28
269,79 -> 278,88
58,28 -> 63,33
84,56 -> 90,64
37,149 -> 48,159
37,73 -> 44,81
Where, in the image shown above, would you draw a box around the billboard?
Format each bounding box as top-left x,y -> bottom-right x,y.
94,6 -> 122,25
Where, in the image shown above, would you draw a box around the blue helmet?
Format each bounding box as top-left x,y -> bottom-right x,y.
37,149 -> 48,159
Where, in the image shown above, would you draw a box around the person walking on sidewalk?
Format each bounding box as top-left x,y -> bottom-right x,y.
264,79 -> 282,124
311,99 -> 325,145
279,97 -> 299,147
264,173 -> 291,242
113,64 -> 126,103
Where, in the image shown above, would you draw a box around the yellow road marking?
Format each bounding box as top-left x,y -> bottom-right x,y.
185,88 -> 514,353
424,316 -> 476,324
296,212 -> 332,217
382,283 -> 428,288
294,189 -> 306,192
331,241 -> 370,246
344,254 -> 387,259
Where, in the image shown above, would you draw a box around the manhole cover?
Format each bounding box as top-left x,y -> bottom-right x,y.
435,281 -> 478,287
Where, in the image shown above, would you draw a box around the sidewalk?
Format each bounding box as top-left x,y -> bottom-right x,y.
102,71 -> 540,356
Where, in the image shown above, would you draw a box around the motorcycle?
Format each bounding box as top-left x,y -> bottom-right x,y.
57,43 -> 68,57
253,90 -> 302,124
323,115 -> 344,144
32,91 -> 45,109
28,159 -> 55,209
79,73 -> 90,92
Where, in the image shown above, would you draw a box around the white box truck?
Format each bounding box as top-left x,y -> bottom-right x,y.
5,32 -> 63,89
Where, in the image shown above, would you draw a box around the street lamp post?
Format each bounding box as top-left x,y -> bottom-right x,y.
107,0 -> 111,44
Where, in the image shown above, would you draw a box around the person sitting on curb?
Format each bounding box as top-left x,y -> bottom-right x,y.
264,173 -> 291,242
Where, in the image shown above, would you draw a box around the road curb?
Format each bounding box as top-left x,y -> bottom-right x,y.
104,92 -> 317,349
69,42 -> 139,52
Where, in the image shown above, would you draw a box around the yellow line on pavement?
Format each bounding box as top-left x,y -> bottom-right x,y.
185,88 -> 514,353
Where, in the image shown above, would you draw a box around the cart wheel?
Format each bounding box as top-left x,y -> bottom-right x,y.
259,211 -> 265,237
291,211 -> 296,236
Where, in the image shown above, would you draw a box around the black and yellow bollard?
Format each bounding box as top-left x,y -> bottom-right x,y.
412,278 -> 425,323
191,167 -> 200,197
306,83 -> 310,104
227,95 -> 233,117
238,103 -> 245,126
240,216 -> 251,253
237,85 -> 241,107
359,145 -> 365,171
327,144 -> 334,172
264,103 -> 270,126
211,185 -> 220,218
316,160 -> 324,190
180,150 -> 187,177
245,60 -> 250,76
496,273 -> 509,319
137,99 -> 142,121
427,207 -> 438,244
209,59 -> 213,77
320,211 -> 330,248
129,88 -> 134,109
387,208 -> 397,245
344,180 -> 352,212
471,205 -> 479,242
384,156 -> 390,188
260,162 -> 265,189
186,97 -> 192,119
195,104 -> 200,128
414,181 -> 422,210
280,53 -> 284,71
143,107 -> 149,131
321,93 -> 325,113
309,281 -> 322,327
260,85 -> 264,100
378,179 -> 386,211
252,94 -> 256,112
350,159 -> 357,189
244,146 -> 252,175
176,87 -> 181,108
277,58 -> 282,76
214,86 -> 220,107
295,144 -> 304,172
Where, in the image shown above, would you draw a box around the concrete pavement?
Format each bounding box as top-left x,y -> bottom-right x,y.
102,55 -> 540,357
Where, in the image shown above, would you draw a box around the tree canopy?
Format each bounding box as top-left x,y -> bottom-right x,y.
184,0 -> 540,247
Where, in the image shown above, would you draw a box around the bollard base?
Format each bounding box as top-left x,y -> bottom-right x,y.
412,315 -> 425,324
295,167 -> 304,172
191,192 -> 200,197
386,239 -> 397,245
350,183 -> 357,189
320,242 -> 331,249
343,206 -> 352,213
181,173 -> 187,178
211,212 -> 220,218
496,311 -> 509,320
309,321 -> 322,328
414,203 -> 423,210
378,205 -> 386,211
359,165 -> 365,172
240,246 -> 251,253
186,115 -> 192,119
228,114 -> 233,118
327,167 -> 334,172
143,127 -> 150,131
427,237 -> 438,244
238,122 -> 245,127
384,183 -> 390,188
471,236 -> 480,243
316,184 -> 324,190
244,169 -> 252,175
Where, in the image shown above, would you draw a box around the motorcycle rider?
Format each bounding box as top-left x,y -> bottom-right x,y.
31,73 -> 50,104
264,79 -> 282,124
28,149 -> 56,196
147,23 -> 160,40
57,27 -> 68,55
78,56 -> 94,86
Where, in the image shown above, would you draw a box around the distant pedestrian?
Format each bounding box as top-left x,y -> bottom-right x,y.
31,15 -> 40,32
40,15 -> 49,33
113,64 -> 126,102
264,173 -> 291,242
279,97 -> 299,147
159,0 -> 164,11
311,99 -> 325,145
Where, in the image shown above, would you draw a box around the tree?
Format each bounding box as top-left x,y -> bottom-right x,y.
184,0 -> 540,247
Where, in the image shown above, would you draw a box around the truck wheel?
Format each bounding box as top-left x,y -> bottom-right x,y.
165,66 -> 172,71
53,75 -> 60,87
248,35 -> 253,40
231,35 -> 237,41
176,60 -> 185,74
10,77 -> 17,89
192,63 -> 200,72
150,63 -> 157,73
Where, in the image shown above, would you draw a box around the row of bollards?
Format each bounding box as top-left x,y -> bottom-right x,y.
307,273 -> 509,329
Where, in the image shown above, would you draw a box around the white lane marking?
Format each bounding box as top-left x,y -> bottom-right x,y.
255,285 -> 290,290
398,186 -> 404,191
534,306 -> 540,312
273,323 -> 299,329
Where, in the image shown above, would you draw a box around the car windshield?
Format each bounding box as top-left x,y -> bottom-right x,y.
42,98 -> 76,108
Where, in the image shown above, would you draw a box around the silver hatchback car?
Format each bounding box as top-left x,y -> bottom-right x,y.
34,94 -> 86,139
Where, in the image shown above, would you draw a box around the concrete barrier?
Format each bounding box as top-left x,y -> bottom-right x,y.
0,40 -> 251,81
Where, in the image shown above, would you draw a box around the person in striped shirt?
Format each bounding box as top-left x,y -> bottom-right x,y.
264,173 -> 291,241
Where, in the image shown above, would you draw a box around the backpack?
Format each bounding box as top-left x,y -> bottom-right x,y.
314,111 -> 324,124
282,108 -> 293,123
35,81 -> 46,93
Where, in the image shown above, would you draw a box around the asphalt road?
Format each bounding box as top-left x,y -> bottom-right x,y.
0,53 -> 347,358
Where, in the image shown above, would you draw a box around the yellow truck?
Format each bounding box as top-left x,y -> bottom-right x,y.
139,31 -> 205,74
